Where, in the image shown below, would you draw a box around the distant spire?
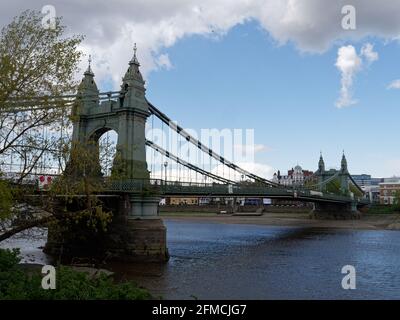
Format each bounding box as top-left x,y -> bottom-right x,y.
130,43 -> 140,65
84,54 -> 94,76
318,151 -> 325,172
341,151 -> 348,171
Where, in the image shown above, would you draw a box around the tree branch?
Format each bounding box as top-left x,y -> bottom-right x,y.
0,216 -> 53,242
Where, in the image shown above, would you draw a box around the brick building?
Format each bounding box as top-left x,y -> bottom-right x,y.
379,182 -> 400,205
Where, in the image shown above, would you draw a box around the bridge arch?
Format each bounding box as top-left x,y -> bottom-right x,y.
90,128 -> 119,177
88,126 -> 118,143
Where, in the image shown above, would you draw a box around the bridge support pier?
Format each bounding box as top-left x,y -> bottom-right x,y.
310,201 -> 361,220
44,194 -> 169,263
230,197 -> 238,214
108,194 -> 169,262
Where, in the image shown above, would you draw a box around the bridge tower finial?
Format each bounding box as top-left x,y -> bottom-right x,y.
123,42 -> 145,91
78,53 -> 98,98
130,43 -> 140,66
84,54 -> 94,76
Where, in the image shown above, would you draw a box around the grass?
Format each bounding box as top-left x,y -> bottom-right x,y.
367,205 -> 400,215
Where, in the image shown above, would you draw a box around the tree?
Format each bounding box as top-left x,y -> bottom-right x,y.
0,11 -> 120,249
394,191 -> 400,211
0,10 -> 83,182
0,175 -> 12,220
0,10 -> 84,242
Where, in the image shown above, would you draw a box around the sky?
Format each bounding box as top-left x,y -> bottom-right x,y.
1,0 -> 400,179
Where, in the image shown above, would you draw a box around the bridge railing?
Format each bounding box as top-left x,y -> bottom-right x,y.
106,179 -> 163,193
9,175 -> 364,203
104,179 -> 357,203
105,179 -> 234,194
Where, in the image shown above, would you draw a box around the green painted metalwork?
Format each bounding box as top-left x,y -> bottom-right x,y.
105,179 -> 369,205
65,52 -> 366,208
69,49 -> 150,179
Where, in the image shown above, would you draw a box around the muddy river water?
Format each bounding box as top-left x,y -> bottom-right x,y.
1,219 -> 400,299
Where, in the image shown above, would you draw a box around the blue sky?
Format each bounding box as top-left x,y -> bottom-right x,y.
135,21 -> 399,178
4,1 -> 399,179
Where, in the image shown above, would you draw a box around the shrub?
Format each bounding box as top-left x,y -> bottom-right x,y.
0,248 -> 152,300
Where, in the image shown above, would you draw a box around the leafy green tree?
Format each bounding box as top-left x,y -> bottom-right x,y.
49,140 -> 113,243
0,10 -> 85,242
0,10 -> 83,182
394,191 -> 400,211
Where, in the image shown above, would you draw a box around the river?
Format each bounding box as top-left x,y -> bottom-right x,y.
1,219 -> 400,299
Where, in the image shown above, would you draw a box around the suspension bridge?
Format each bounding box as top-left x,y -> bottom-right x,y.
1,47 -> 369,261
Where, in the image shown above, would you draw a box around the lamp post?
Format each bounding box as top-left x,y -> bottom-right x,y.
164,161 -> 168,184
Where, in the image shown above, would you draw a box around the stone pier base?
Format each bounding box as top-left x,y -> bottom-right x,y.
44,194 -> 169,262
310,202 -> 361,220
106,217 -> 169,262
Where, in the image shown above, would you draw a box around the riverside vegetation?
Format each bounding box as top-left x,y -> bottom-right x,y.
0,248 -> 152,300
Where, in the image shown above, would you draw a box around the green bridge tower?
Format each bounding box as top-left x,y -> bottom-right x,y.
45,47 -> 168,262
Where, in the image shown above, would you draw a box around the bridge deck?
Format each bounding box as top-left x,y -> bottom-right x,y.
106,180 -> 369,205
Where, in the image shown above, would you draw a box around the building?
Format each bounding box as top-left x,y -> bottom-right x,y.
272,165 -> 313,186
362,185 -> 380,203
383,176 -> 400,183
352,174 -> 383,187
371,177 -> 384,186
351,174 -> 372,187
379,182 -> 400,205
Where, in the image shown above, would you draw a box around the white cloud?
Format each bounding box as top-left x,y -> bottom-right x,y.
335,45 -> 362,108
335,43 -> 378,108
156,54 -> 173,70
234,162 -> 275,180
1,1 -> 400,88
387,79 -> 400,90
361,43 -> 379,64
233,143 -> 269,154
210,161 -> 274,180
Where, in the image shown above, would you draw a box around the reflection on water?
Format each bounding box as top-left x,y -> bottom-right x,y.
0,227 -> 53,265
1,220 -> 400,299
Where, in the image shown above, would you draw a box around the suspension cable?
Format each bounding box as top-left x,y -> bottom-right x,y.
146,140 -> 235,185
147,100 -> 279,187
